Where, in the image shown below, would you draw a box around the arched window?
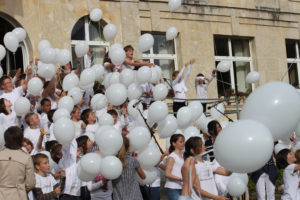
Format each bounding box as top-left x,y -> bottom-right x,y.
0,14 -> 30,75
71,16 -> 109,68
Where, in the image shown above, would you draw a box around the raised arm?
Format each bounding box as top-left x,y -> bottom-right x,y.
182,59 -> 195,83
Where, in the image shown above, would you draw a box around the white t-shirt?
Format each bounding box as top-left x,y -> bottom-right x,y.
34,173 -> 58,195
282,164 -> 299,200
24,127 -> 42,155
165,152 -> 184,189
172,64 -> 192,102
0,86 -> 24,108
86,123 -> 99,134
64,162 -> 81,196
73,120 -> 84,138
0,111 -> 18,130
213,159 -> 230,197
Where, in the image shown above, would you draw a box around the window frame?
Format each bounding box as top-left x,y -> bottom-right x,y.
286,40 -> 300,88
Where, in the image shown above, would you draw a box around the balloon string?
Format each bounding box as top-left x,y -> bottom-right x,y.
280,61 -> 296,81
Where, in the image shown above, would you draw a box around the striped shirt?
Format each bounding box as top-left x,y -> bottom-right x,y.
112,154 -> 143,200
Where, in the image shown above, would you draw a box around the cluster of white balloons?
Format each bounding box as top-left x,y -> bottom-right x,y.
4,27 -> 26,53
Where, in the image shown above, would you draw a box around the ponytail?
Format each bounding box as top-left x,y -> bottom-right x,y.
117,136 -> 130,168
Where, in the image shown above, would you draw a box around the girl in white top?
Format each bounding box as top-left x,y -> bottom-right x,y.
183,137 -> 229,200
81,109 -> 98,134
276,149 -> 300,200
172,59 -> 195,116
0,98 -> 18,130
165,134 -> 185,200
71,105 -> 85,138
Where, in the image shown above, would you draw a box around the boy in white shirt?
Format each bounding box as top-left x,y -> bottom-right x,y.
107,109 -> 129,135
32,153 -> 61,199
24,112 -> 45,155
40,98 -> 51,141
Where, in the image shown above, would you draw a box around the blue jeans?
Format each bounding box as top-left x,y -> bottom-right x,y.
144,186 -> 160,200
166,188 -> 182,200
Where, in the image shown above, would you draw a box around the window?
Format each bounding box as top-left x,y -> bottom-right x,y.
142,33 -> 178,83
71,16 -> 109,68
214,37 -> 253,96
286,40 -> 300,88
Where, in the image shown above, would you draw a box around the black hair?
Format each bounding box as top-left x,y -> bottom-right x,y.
77,135 -> 89,155
0,98 -> 8,115
45,140 -> 59,152
47,109 -> 56,123
196,73 -> 204,77
4,126 -> 24,149
124,45 -> 134,52
183,137 -> 203,160
81,109 -> 93,124
169,134 -> 184,154
0,75 -> 11,87
276,149 -> 290,169
41,98 -> 51,106
107,109 -> 118,117
207,120 -> 221,138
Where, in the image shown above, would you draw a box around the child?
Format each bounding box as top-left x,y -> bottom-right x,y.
32,153 -> 61,200
81,109 -> 98,134
165,134 -> 185,200
107,109 -> 129,135
195,70 -> 217,113
24,112 -> 44,154
276,149 -> 300,200
23,137 -> 34,154
123,45 -> 154,70
172,59 -> 195,116
40,98 -> 51,141
112,136 -> 146,199
71,105 -> 85,138
0,98 -> 18,130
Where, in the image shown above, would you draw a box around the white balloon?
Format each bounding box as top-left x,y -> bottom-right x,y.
120,68 -> 135,87
154,65 -> 162,79
240,81 -> 300,141
109,72 -> 120,85
84,132 -> 96,142
80,153 -> 102,176
14,97 -> 30,116
53,108 -> 70,122
127,99 -> 143,119
12,28 -> 26,42
183,126 -> 200,141
0,67 -> 3,79
219,120 -> 229,129
128,126 -> 151,152
0,125 -> 5,148
274,143 -> 289,155
230,173 -> 249,185
138,34 -> 154,53
91,93 -> 108,111
58,96 -> 74,113
40,48 -> 56,64
293,142 -> 300,152
217,61 -> 231,73
137,167 -> 157,185
38,40 -> 51,53
91,64 -> 105,81
158,115 -> 178,138
80,68 -> 96,86
168,0 -> 182,11
295,120 -> 300,138
149,67 -> 160,83
153,84 -> 168,101
4,32 -> 18,53
227,176 -> 247,197
177,106 -> 192,129
96,128 -> 123,156
77,163 -> 96,182
37,62 -> 56,80
210,103 -> 225,120
68,87 -> 83,104
106,83 -> 127,106
148,101 -> 168,122
79,81 -> 94,90
246,71 -> 260,84
166,26 -> 178,40
194,114 -> 208,133
63,73 -> 79,91
103,24 -> 117,42
104,73 -> 112,89
127,83 -> 142,101
110,47 -> 126,66
40,151 -> 55,171
188,101 -> 203,122
75,41 -> 89,58
137,66 -> 151,83
53,117 -> 75,146
100,156 -> 123,179
99,113 -> 114,126
137,143 -> 160,168
109,43 -> 123,58
90,8 -> 103,22
27,77 -> 43,96
0,45 -> 6,61
57,49 -> 71,66
214,120 -> 274,173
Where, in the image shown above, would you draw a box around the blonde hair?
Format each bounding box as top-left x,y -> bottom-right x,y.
25,112 -> 35,125
117,136 -> 130,168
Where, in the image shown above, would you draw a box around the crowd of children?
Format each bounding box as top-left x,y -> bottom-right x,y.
0,44 -> 299,200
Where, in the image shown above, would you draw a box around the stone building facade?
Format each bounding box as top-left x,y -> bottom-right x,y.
1,0 -> 300,99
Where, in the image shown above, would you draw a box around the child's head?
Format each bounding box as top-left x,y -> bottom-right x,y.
23,137 -> 34,154
4,126 -> 23,149
169,134 -> 185,153
295,149 -> 300,164
40,98 -> 51,113
117,136 -> 130,168
50,142 -> 62,164
276,149 -> 296,169
33,153 -> 50,173
71,105 -> 81,120
45,140 -> 59,152
15,74 -> 26,88
107,109 -> 118,125
183,137 -> 204,160
25,113 -> 40,127
47,109 -> 56,123
207,120 -> 222,139
172,71 -> 179,81
0,98 -> 12,115
196,73 -> 205,84
76,135 -> 93,155
124,45 -> 134,58
81,109 -> 96,124
0,75 -> 13,92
